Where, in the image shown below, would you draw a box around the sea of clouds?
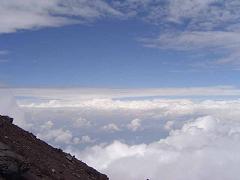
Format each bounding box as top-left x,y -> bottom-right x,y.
1,88 -> 240,180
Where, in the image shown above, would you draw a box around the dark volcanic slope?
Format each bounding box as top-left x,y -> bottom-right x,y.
0,115 -> 108,180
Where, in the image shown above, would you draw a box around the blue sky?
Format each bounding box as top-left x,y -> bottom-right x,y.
1,0 -> 240,88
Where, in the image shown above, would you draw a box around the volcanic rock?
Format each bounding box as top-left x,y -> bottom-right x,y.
0,115 -> 108,180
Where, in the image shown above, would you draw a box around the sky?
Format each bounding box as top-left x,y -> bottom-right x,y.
1,0 -> 240,87
1,0 -> 240,180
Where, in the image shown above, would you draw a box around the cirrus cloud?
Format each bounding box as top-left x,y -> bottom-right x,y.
0,0 -> 121,34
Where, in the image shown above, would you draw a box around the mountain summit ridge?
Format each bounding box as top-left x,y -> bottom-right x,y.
0,115 -> 108,180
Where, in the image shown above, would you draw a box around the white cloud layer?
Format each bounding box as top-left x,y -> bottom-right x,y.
75,115 -> 240,180
11,86 -> 240,104
3,88 -> 240,179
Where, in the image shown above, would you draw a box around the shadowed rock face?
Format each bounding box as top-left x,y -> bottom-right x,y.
0,142 -> 29,179
0,115 -> 108,180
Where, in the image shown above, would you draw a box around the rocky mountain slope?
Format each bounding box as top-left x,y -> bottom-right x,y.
0,115 -> 108,180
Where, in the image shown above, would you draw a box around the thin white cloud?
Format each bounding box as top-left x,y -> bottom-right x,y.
102,123 -> 121,132
1,0 -> 240,65
0,59 -> 9,63
0,50 -> 9,63
109,0 -> 240,31
73,135 -> 94,144
80,135 -> 95,143
164,121 -> 174,130
141,31 -> 240,64
141,31 -> 240,51
71,117 -> 91,128
127,118 -> 142,131
10,86 -> 240,106
0,0 -> 121,34
0,50 -> 9,55
126,0 -> 240,65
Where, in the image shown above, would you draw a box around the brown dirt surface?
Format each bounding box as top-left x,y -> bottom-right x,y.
0,115 -> 108,180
